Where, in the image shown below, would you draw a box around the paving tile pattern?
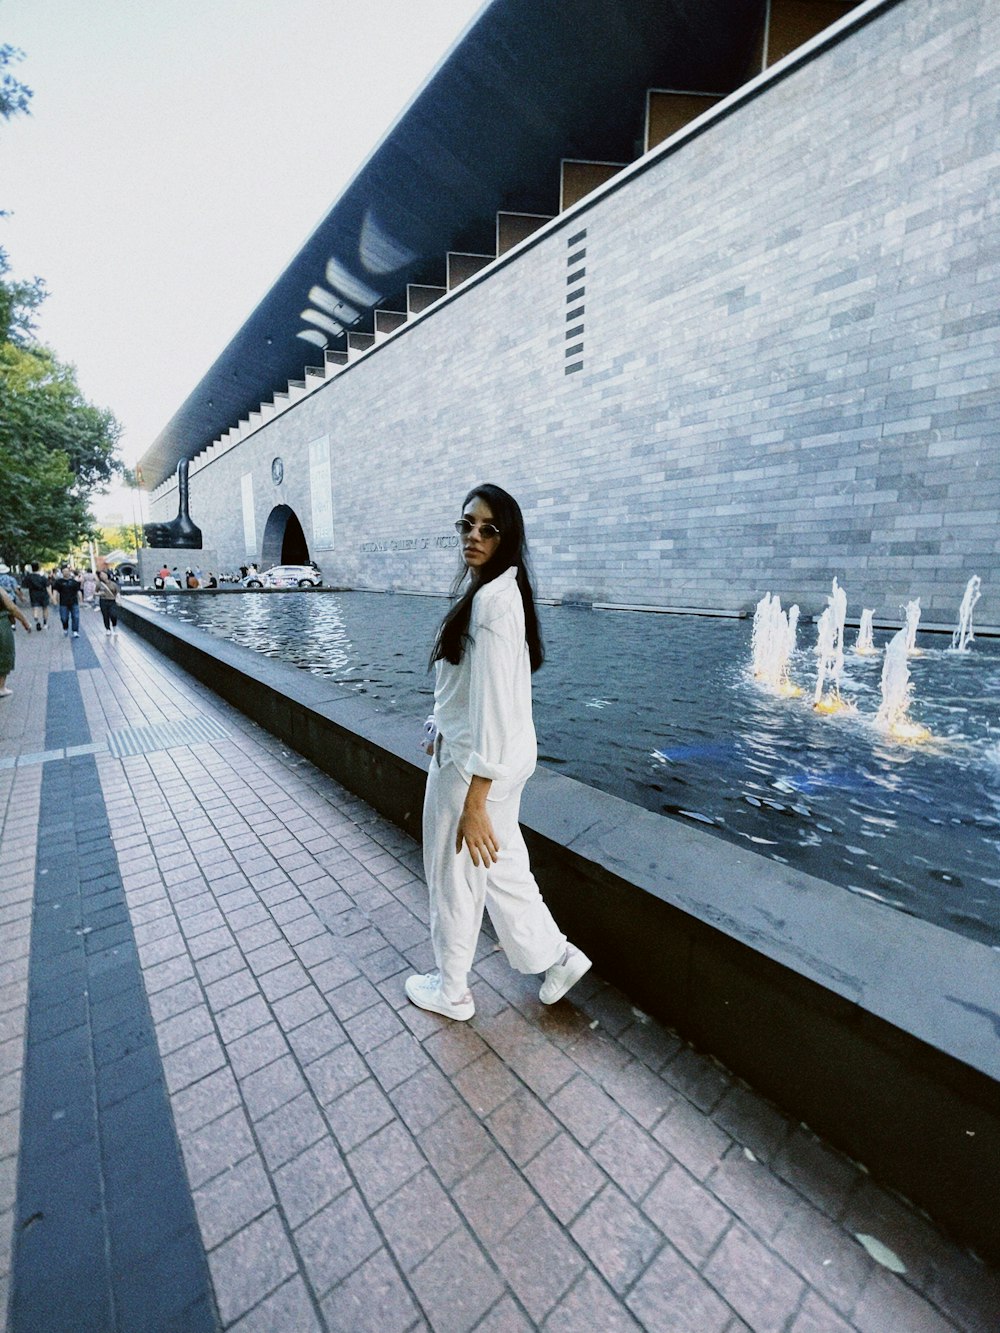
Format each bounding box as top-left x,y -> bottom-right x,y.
7,668 -> 217,1331
1,612 -> 998,1330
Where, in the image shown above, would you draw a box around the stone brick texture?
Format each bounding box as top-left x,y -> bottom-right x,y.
150,0 -> 1000,623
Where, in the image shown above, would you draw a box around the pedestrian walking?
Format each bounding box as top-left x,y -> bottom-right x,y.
22,562 -> 51,630
406,483 -> 591,1021
0,585 -> 32,697
52,566 -> 82,637
96,570 -> 120,634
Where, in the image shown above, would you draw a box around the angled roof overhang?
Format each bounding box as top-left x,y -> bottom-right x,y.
140,0 -> 764,489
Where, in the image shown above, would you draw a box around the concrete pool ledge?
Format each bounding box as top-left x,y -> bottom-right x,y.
119,597 -> 1000,1263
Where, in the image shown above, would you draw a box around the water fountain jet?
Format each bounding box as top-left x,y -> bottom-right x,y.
855,609 -> 876,655
903,598 -> 922,655
814,579 -> 852,712
949,575 -> 982,653
875,627 -> 931,742
751,593 -> 802,696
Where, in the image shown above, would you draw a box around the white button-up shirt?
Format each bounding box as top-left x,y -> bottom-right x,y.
433,566 -> 537,802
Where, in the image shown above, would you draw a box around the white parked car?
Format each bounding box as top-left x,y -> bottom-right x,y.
245,563 -> 323,588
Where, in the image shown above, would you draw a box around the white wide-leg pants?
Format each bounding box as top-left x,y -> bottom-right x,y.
423,748 -> 567,1001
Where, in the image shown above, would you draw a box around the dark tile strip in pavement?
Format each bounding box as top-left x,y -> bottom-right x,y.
7,670 -> 219,1332
70,628 -> 102,672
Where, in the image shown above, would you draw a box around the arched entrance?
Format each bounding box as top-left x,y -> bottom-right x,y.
261,505 -> 310,567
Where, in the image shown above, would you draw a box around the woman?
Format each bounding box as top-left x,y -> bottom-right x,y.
96,570 -> 120,634
405,483 -> 591,1021
0,585 -> 32,697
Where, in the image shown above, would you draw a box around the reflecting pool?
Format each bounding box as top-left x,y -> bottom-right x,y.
134,592 -> 1000,946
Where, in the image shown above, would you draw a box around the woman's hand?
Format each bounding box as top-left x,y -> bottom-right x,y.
456,776 -> 499,866
0,589 -> 29,631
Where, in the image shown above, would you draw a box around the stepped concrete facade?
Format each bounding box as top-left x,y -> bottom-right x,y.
145,0 -> 999,621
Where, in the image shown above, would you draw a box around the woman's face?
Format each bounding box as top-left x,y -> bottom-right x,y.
459,495 -> 501,576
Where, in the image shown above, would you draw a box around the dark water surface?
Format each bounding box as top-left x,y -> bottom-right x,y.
135,591 -> 1000,946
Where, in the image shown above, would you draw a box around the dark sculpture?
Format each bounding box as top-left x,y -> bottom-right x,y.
144,458 -> 203,549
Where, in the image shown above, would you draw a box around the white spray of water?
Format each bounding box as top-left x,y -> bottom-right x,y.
752,593 -> 799,692
875,627 -> 930,739
950,575 -> 981,653
830,578 -> 847,685
787,604 -> 799,660
902,598 -> 921,653
875,628 -> 912,732
815,578 -> 848,706
855,609 -> 875,654
814,606 -> 835,704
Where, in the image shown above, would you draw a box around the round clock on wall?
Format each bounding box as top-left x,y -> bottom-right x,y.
271,457 -> 284,485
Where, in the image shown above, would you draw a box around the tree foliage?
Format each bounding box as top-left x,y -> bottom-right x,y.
0,45 -> 31,123
1,341 -> 121,487
0,247 -> 44,346
0,45 -> 123,566
97,522 -> 143,558
0,341 -> 123,564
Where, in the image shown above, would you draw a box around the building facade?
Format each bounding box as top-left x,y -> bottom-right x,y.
145,0 -> 999,620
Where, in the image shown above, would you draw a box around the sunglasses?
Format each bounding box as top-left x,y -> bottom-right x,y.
455,518 -> 501,540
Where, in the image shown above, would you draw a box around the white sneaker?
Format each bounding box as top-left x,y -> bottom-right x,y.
540,945 -> 592,1005
0,687 -> 12,698
405,972 -> 474,1021
72,631 -> 79,638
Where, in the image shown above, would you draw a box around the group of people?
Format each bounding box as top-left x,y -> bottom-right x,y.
153,565 -> 218,589
0,561 -> 122,699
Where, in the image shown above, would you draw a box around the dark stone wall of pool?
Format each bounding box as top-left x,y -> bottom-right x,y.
120,598 -> 1000,1263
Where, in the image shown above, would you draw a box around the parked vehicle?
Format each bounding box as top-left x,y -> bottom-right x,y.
245,564 -> 323,588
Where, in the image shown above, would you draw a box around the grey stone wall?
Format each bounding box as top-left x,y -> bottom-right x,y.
151,0 -> 999,621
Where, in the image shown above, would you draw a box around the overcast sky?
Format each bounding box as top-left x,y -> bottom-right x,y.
1,0 -> 485,520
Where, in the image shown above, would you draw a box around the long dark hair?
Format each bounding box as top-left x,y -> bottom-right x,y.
430,483 -> 544,673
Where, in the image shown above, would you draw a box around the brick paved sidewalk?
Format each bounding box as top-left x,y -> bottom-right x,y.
1,607 -> 997,1331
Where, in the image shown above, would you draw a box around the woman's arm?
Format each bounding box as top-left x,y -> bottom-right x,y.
465,615 -> 520,784
0,588 -> 30,630
454,589 -> 528,867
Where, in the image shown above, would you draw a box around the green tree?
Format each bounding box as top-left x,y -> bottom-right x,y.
0,342 -> 122,564
0,45 -> 123,565
0,435 -> 85,564
1,341 -> 121,488
97,522 -> 143,557
0,248 -> 44,346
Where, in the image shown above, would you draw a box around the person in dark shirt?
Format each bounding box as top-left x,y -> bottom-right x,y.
52,567 -> 82,637
22,562 -> 51,630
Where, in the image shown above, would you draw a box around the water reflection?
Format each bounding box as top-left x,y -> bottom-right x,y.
136,592 -> 1000,946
